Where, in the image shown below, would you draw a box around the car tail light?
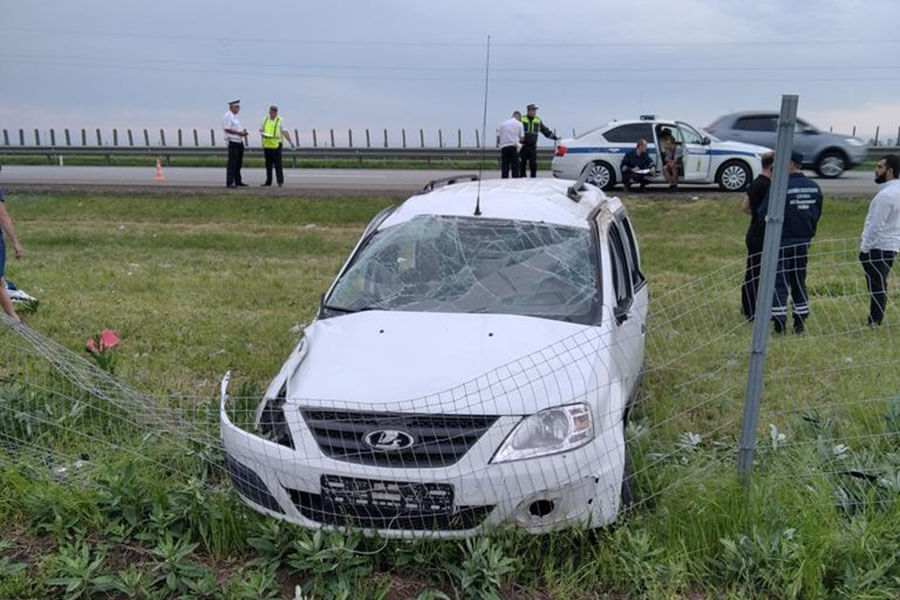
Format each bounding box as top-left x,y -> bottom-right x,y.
555,145 -> 567,157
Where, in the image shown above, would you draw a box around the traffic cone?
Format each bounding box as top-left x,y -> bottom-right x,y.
154,157 -> 165,182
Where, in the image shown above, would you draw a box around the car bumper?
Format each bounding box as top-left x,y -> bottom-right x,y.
219,374 -> 625,539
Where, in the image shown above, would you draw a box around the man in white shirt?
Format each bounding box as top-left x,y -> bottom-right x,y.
860,154 -> 900,325
496,111 -> 524,179
223,100 -> 249,188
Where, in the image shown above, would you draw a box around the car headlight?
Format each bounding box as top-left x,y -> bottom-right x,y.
845,138 -> 865,147
491,403 -> 593,464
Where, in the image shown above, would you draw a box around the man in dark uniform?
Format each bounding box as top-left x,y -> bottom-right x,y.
519,104 -> 559,178
620,139 -> 655,192
757,151 -> 823,334
740,151 -> 774,319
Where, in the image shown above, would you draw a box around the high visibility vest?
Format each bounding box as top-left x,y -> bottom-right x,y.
261,116 -> 282,149
521,116 -> 542,134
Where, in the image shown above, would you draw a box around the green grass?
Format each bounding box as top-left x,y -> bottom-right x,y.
0,190 -> 898,599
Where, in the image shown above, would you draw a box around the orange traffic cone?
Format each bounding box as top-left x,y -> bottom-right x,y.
154,157 -> 165,182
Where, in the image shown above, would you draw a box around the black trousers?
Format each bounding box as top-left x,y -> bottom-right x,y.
264,146 -> 284,185
621,169 -> 650,189
860,248 -> 896,325
741,234 -> 763,319
226,141 -> 244,186
500,146 -> 520,179
519,144 -> 538,178
772,243 -> 810,329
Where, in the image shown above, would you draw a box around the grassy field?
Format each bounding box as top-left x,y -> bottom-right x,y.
0,190 -> 898,599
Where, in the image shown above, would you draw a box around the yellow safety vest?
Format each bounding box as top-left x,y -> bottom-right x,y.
261,116 -> 282,149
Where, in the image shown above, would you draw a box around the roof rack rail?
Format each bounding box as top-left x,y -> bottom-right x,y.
566,167 -> 594,202
417,174 -> 480,194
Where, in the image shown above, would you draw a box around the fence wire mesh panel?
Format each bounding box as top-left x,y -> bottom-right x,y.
0,236 -> 897,543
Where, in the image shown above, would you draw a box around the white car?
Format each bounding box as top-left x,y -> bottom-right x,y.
221,176 -> 649,538
552,116 -> 770,191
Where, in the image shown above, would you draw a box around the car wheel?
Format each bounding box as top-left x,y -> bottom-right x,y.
583,161 -> 615,190
815,150 -> 846,178
716,160 -> 751,191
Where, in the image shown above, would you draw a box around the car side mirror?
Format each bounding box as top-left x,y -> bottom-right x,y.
802,127 -> 817,135
614,305 -> 630,324
701,136 -> 711,145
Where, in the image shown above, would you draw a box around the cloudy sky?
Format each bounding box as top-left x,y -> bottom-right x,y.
1,0 -> 897,146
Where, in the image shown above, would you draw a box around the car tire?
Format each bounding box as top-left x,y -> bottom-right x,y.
815,150 -> 846,178
716,160 -> 751,191
583,161 -> 616,190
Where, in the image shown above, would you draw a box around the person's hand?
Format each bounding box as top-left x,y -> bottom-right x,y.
13,242 -> 23,259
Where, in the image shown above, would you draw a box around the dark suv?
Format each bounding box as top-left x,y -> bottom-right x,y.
707,111 -> 868,178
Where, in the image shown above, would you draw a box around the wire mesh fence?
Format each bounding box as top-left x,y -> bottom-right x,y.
0,236 -> 897,541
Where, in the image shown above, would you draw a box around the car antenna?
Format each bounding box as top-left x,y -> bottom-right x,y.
474,35 -> 490,217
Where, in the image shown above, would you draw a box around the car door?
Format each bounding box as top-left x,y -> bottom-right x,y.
616,213 -> 648,378
601,217 -> 643,399
677,121 -> 712,181
729,114 -> 777,147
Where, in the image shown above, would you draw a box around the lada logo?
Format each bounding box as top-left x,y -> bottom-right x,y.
364,429 -> 415,451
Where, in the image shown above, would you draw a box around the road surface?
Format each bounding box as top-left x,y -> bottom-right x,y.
0,165 -> 879,197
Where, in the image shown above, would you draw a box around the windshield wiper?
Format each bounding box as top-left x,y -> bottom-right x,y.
322,304 -> 383,314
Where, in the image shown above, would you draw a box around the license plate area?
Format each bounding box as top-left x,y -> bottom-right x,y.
320,475 -> 454,513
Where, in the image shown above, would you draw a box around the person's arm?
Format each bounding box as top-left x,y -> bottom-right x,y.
741,192 -> 752,215
0,204 -> 23,259
282,129 -> 293,146
860,194 -> 889,252
539,122 -> 559,140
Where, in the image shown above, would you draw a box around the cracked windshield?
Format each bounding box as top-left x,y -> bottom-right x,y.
327,215 -> 598,323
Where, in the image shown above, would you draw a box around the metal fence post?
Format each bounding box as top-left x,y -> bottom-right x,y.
383,128 -> 388,148
419,129 -> 425,148
113,129 -> 119,146
738,94 -> 798,488
294,129 -> 299,147
329,128 -> 335,148
19,129 -> 24,146
475,129 -> 480,148
193,129 -> 199,146
81,129 -> 87,146
458,128 -> 462,148
50,129 -> 56,146
33,129 -> 41,146
64,129 -> 71,146
852,125 -> 856,137
177,129 -> 183,147
312,129 -> 317,148
210,129 -> 216,146
127,129 -> 134,146
348,129 -> 353,148
874,125 -> 880,146
2,129 -> 8,146
159,129 -> 166,146
96,128 -> 102,146
365,129 -> 370,148
438,129 -> 443,148
897,127 -> 900,146
402,129 -> 407,148
143,129 -> 150,146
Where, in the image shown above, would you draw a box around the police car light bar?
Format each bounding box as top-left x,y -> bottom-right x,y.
639,115 -> 656,121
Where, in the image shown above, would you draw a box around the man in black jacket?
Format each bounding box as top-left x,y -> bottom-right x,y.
620,140 -> 655,192
519,104 -> 559,178
740,151 -> 774,319
756,152 -> 823,334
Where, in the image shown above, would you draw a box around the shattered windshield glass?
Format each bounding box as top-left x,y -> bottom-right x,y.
326,215 -> 599,323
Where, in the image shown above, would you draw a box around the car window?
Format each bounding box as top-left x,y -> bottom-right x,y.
603,123 -> 655,143
618,216 -> 645,288
326,215 -> 599,324
607,224 -> 632,307
676,122 -> 705,144
734,116 -> 777,132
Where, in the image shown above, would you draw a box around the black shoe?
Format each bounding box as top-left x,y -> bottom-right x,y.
773,321 -> 786,335
226,184 -> 235,188
793,320 -> 805,334
235,182 -> 249,187
261,183 -> 271,187
624,184 -> 632,192
277,183 -> 283,187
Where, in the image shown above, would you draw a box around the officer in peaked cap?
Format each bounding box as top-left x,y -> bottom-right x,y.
223,99 -> 249,188
519,104 -> 559,178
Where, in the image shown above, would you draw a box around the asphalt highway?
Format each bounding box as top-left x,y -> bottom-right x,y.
0,165 -> 879,197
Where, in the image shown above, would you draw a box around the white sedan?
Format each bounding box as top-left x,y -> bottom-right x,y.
552,116 -> 770,191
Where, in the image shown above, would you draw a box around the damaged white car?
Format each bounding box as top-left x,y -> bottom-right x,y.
221,176 -> 648,538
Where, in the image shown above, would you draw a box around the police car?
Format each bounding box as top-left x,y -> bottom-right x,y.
552,116 -> 770,191
221,176 -> 648,538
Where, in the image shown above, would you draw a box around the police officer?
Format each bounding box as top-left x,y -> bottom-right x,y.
223,100 -> 249,188
259,105 -> 293,187
757,151 -> 823,334
519,104 -> 559,178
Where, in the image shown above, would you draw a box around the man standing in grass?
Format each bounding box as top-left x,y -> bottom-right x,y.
741,151 -> 774,320
0,185 -> 24,323
859,154 -> 900,326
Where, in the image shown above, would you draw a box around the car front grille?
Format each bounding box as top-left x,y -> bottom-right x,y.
300,409 -> 498,468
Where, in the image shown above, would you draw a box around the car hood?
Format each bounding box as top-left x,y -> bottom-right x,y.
282,311 -> 611,415
711,140 -> 771,155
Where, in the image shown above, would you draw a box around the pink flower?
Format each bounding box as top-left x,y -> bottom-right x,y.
86,329 -> 121,355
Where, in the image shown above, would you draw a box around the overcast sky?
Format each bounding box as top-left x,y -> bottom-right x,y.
1,0 -> 898,146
